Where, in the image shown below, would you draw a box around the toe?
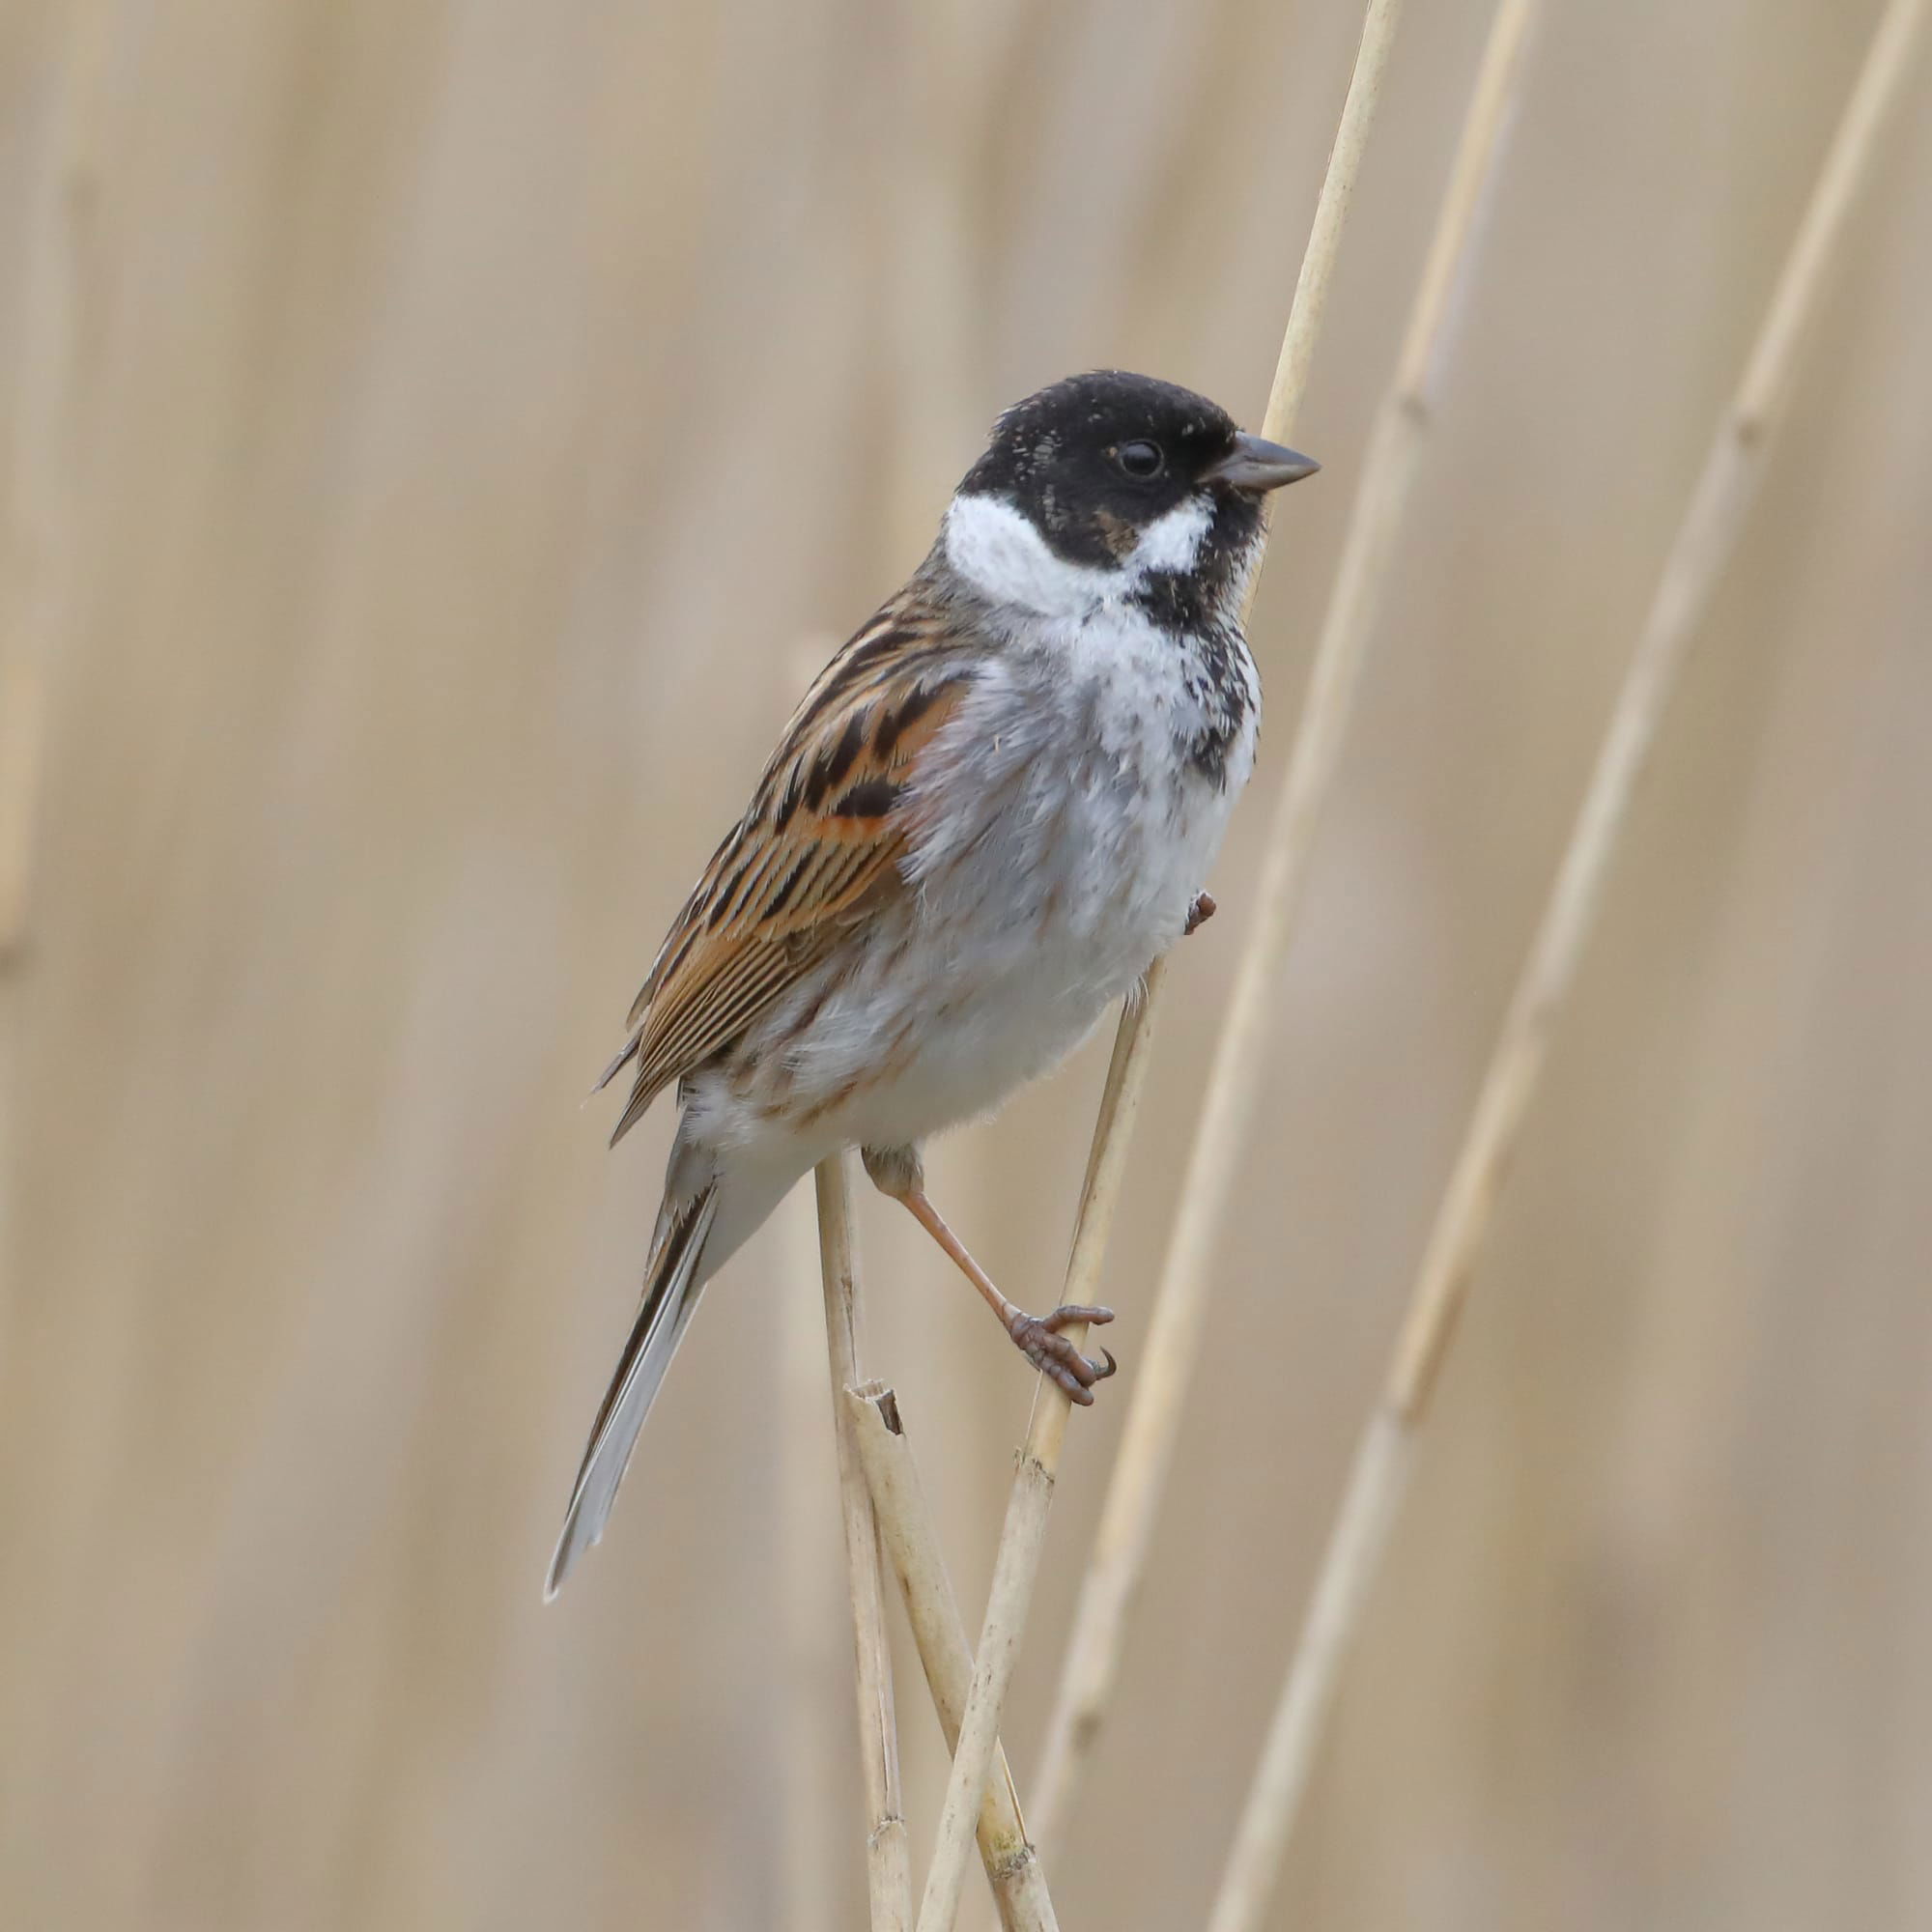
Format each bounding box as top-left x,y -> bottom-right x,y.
1047,1362 -> 1095,1404
1040,1303 -> 1114,1333
1039,1331 -> 1096,1381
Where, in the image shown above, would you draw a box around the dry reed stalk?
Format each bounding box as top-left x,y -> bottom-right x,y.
849,1385 -> 1057,1932
781,1194 -> 842,1932
1038,0 -> 1548,1848
816,1154 -> 913,1932
912,994 -> 1159,1932
909,7 -> 1414,1907
823,7 -> 1409,1904
1206,4 -> 1931,1926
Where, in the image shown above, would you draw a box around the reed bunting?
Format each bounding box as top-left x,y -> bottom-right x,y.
548,370 -> 1317,1595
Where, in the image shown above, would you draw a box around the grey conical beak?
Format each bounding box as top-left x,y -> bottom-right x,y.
1203,432 -> 1321,492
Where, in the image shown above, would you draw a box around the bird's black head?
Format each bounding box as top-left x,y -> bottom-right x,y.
955,370 -> 1318,578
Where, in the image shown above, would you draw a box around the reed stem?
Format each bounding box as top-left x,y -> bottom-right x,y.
850,1385 -> 1058,1932
817,1154 -> 913,1931
1032,0 -> 1536,1847
911,994 -> 1160,1932
1208,4 -> 1929,1924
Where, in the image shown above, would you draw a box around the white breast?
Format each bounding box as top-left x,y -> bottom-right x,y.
907,606 -> 1254,971
826,573 -> 1252,1150
704,492 -> 1259,1163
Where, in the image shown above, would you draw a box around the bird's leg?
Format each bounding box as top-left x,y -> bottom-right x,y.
1184,890 -> 1217,936
899,1193 -> 1117,1404
860,1145 -> 1117,1403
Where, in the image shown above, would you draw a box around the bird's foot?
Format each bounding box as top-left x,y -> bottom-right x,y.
1184,891 -> 1217,936
1007,1304 -> 1117,1404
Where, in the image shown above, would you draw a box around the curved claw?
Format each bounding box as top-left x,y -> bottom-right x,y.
1094,1348 -> 1118,1381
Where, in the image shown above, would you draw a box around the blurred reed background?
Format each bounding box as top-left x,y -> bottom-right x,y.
3,1 -> 1930,1927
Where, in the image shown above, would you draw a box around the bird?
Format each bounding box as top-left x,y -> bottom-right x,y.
547,370 -> 1318,1597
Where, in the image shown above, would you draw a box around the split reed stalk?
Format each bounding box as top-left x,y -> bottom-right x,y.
1207,4 -> 1931,1927
1033,0 -> 1538,1847
849,1385 -> 1058,1932
781,1197 -> 841,1932
816,1154 -> 913,1932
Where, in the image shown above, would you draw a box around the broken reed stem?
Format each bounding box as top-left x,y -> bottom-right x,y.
1034,0 -> 1536,1849
781,1199 -> 842,1932
816,1155 -> 913,1932
1207,5 -> 1930,1927
849,1385 -> 1058,1932
912,991 -> 1160,1932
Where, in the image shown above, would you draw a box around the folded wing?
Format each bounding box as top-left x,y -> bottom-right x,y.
605,603 -> 974,1143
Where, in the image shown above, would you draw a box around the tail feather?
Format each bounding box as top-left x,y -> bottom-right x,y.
545,1184 -> 721,1599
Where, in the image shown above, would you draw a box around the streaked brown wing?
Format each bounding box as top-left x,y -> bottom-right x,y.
605,601 -> 974,1144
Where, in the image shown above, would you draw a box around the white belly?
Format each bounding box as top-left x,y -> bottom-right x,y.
696,608 -> 1258,1163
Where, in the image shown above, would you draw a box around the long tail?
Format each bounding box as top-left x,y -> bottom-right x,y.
546,1184 -> 722,1599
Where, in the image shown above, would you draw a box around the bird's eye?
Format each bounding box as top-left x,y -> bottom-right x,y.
1115,440 -> 1164,479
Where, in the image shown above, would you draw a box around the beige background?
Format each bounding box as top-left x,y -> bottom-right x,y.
4,1 -> 1930,1927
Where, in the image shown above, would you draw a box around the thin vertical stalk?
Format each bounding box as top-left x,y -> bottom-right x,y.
781,1195 -> 842,1932
817,1155 -> 913,1932
850,1385 -> 1058,1932
1034,0 -> 1535,1847
912,991 -> 1160,1932
1208,5 -> 1929,1926
1256,0 -> 1409,468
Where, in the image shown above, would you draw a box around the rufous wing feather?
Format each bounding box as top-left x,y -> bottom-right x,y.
607,604 -> 974,1144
